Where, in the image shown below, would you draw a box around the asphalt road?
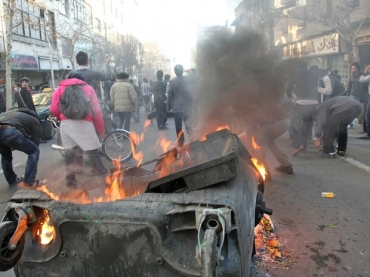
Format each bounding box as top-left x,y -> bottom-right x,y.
0,112 -> 370,277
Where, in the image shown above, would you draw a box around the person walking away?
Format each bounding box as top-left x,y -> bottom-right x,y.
110,72 -> 139,131
75,51 -> 111,100
314,96 -> 362,158
15,77 -> 36,112
0,108 -> 41,187
50,71 -> 108,189
130,79 -> 141,123
167,64 -> 193,147
286,61 -> 319,156
359,64 -> 370,140
141,78 -> 151,112
75,51 -> 112,170
309,65 -> 347,102
152,70 -> 168,130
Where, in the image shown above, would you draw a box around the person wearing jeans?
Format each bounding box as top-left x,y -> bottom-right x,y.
0,109 -> 41,187
117,112 -> 132,131
110,72 -> 139,132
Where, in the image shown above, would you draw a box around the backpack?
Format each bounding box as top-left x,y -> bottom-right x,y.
60,85 -> 90,119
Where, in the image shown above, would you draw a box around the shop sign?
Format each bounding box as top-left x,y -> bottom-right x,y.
282,33 -> 339,59
10,54 -> 39,70
357,36 -> 370,44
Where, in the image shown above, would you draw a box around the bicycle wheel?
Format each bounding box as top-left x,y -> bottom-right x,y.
101,130 -> 135,163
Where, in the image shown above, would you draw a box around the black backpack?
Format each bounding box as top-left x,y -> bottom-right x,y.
60,85 -> 90,119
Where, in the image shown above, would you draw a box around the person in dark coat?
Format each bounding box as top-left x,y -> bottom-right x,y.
75,51 -> 111,99
15,77 -> 36,112
314,96 -> 362,158
167,64 -> 193,147
152,70 -> 167,130
0,109 -> 41,186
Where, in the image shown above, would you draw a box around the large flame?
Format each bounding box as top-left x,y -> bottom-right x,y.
37,210 -> 55,245
36,124 -> 267,203
251,157 -> 266,181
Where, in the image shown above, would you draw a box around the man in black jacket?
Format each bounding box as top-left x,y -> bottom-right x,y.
167,64 -> 193,147
153,70 -> 167,130
0,109 -> 41,186
15,77 -> 36,112
75,51 -> 111,99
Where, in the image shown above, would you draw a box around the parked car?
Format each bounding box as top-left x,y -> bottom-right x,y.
1,91 -> 52,120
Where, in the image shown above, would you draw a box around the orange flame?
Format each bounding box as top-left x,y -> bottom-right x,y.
251,136 -> 260,150
37,210 -> 55,245
251,157 -> 266,181
216,125 -> 230,131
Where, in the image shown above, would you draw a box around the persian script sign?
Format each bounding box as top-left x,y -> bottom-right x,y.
282,33 -> 339,59
10,54 -> 39,70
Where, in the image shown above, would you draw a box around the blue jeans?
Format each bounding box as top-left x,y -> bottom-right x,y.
0,128 -> 39,184
117,112 -> 132,131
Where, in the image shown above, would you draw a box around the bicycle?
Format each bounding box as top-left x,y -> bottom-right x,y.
49,104 -> 135,163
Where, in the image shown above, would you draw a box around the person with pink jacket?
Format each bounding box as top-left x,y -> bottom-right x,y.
50,71 -> 108,189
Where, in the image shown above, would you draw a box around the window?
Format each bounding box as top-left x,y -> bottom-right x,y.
59,0 -> 70,16
72,0 -> 92,25
13,0 -> 46,41
62,38 -> 73,57
95,18 -> 101,33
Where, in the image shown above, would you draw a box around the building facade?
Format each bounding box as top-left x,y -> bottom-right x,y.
0,0 -> 129,89
232,0 -> 370,83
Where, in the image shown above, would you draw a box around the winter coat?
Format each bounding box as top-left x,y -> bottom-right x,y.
317,71 -> 346,101
15,87 -> 36,112
0,108 -> 41,145
50,78 -> 104,134
314,96 -> 362,137
348,72 -> 367,98
77,66 -> 110,88
167,76 -> 192,113
110,80 -> 139,113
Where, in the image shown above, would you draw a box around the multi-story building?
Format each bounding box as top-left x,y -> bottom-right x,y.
232,0 -> 370,82
0,0 -> 129,89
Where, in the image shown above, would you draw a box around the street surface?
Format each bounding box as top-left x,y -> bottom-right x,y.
0,110 -> 370,277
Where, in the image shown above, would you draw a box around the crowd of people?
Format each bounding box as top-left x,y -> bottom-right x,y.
0,51 -> 196,190
0,51 -> 369,189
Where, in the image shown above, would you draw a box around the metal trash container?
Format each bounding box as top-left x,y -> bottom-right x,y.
0,129 -> 271,277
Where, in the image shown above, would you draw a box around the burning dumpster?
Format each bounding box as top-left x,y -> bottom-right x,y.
0,129 -> 271,277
